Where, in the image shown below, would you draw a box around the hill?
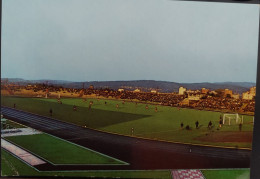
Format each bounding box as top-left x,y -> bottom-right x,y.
2,78 -> 255,94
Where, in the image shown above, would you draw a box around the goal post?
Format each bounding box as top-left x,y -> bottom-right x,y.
223,113 -> 243,126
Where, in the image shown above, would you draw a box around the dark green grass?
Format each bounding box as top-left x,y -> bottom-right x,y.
1,149 -> 249,179
1,96 -> 254,148
1,150 -> 171,178
5,119 -> 26,128
5,134 -> 124,165
1,96 -> 149,128
201,169 -> 250,179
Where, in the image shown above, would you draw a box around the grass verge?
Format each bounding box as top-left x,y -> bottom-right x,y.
4,133 -> 124,165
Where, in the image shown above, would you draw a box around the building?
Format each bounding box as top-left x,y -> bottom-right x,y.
179,87 -> 187,95
232,94 -> 240,99
242,86 -> 256,100
133,89 -> 141,93
250,86 -> 256,95
180,98 -> 189,106
209,91 -> 217,95
188,94 -> 202,101
224,89 -> 233,97
201,88 -> 209,94
151,90 -> 157,93
89,85 -> 94,90
242,92 -> 254,100
118,89 -> 124,92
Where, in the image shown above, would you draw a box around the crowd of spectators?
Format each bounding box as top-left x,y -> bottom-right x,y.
2,83 -> 255,113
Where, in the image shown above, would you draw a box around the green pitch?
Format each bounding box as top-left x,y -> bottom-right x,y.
1,96 -> 254,148
201,169 -> 250,179
1,150 -> 171,178
4,133 -> 125,165
1,149 -> 249,179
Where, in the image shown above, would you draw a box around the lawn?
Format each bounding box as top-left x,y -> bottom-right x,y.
201,169 -> 250,179
1,96 -> 254,148
1,150 -> 171,178
1,149 -> 250,178
4,119 -> 26,129
4,133 -> 125,165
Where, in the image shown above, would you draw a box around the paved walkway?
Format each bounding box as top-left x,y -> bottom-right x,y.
1,138 -> 46,166
1,128 -> 42,137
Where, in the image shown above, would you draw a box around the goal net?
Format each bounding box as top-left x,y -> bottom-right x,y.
223,113 -> 243,126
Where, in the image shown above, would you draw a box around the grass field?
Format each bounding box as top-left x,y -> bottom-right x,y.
1,96 -> 254,148
201,169 -> 250,179
4,133 -> 124,165
1,150 -> 171,178
1,149 -> 250,178
4,119 -> 26,129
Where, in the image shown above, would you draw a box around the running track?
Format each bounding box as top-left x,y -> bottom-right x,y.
1,106 -> 251,171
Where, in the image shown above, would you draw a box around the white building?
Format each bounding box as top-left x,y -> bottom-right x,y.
118,89 -> 124,92
188,94 -> 202,101
151,90 -> 157,93
242,92 -> 254,100
242,86 -> 256,100
179,87 -> 187,95
133,89 -> 141,93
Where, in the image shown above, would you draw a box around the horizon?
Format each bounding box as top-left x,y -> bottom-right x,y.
1,77 -> 256,84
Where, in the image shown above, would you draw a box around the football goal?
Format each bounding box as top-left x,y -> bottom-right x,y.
223,113 -> 243,126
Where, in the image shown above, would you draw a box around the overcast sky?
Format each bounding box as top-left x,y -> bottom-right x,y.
1,0 -> 259,83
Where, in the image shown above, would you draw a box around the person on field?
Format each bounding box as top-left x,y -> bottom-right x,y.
131,127 -> 134,136
122,100 -> 125,105
13,103 -> 16,109
105,101 -> 107,105
181,122 -> 184,129
155,107 -> 158,112
73,105 -> 77,111
208,121 -> 212,129
116,104 -> 119,109
145,105 -> 149,109
219,119 -> 223,128
239,122 -> 242,132
88,101 -> 93,110
195,120 -> 199,129
49,108 -> 53,116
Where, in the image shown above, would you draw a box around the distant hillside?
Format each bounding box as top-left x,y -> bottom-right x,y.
2,78 -> 255,94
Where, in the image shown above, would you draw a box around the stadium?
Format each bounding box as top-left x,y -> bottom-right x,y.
1,84 -> 254,178
1,0 -> 258,178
